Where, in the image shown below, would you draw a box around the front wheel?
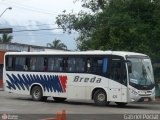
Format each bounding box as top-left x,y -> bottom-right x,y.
93,89 -> 109,106
31,86 -> 43,101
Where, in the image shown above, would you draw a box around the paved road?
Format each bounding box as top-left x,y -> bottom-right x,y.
0,91 -> 160,120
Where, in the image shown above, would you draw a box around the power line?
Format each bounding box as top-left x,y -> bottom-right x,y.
13,34 -> 63,36
13,28 -> 63,32
9,23 -> 57,28
1,1 -> 59,15
1,0 -> 81,16
12,33 -> 77,37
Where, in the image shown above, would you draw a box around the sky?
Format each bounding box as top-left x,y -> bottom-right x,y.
0,0 -> 83,50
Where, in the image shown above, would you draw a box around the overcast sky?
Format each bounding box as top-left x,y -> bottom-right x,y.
0,0 -> 83,50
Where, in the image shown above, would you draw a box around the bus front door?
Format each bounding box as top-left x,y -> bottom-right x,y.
108,57 -> 128,102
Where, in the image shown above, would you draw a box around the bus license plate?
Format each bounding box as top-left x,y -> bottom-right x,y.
144,98 -> 149,102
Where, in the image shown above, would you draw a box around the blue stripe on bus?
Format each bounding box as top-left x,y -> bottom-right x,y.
6,74 -> 64,93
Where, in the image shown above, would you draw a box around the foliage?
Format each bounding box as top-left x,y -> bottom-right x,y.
0,33 -> 13,43
47,39 -> 67,50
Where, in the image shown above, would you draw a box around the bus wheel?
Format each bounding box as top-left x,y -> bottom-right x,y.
93,89 -> 108,106
53,97 -> 66,102
115,102 -> 127,107
31,86 -> 43,101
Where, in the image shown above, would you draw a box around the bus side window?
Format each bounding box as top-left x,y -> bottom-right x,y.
76,58 -> 85,72
67,57 -> 75,72
48,57 -> 54,71
43,57 -> 48,71
67,58 -> 72,72
24,57 -> 30,71
56,57 -> 63,72
30,57 -> 36,71
87,58 -> 91,73
110,61 -> 121,82
102,58 -> 108,76
87,57 -> 104,76
7,56 -> 14,70
15,56 -> 26,71
63,58 -> 68,72
66,57 -> 85,73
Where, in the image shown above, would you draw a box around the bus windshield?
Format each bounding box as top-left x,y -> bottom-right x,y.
128,58 -> 154,86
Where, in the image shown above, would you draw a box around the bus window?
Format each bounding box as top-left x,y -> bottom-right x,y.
15,56 -> 26,71
48,57 -> 55,71
76,58 -> 85,72
48,57 -> 65,72
87,58 -> 91,73
67,57 -> 75,72
54,57 -> 63,72
67,57 -> 85,73
30,57 -> 44,71
63,58 -> 68,72
30,57 -> 36,71
42,57 -> 47,71
24,57 -> 30,71
36,57 -> 44,71
88,57 -> 104,76
110,61 -> 121,82
6,56 -> 15,71
97,59 -> 103,75
6,56 -> 11,70
102,58 -> 108,76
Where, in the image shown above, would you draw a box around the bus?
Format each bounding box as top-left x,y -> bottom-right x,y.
3,51 -> 155,106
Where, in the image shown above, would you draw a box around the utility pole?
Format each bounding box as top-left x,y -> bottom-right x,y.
0,7 -> 13,34
0,7 -> 12,18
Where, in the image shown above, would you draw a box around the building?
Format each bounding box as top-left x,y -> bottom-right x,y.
0,42 -> 64,52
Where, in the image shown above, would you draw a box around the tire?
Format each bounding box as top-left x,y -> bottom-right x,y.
31,86 -> 43,101
115,102 -> 127,107
53,97 -> 66,102
93,89 -> 109,106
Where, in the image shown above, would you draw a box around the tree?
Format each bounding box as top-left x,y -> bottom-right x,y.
0,33 -> 13,43
47,39 -> 67,50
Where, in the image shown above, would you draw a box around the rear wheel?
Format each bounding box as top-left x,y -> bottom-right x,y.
53,97 -> 66,102
93,89 -> 109,106
31,86 -> 43,101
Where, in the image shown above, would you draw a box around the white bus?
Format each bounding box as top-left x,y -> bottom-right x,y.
3,51 -> 155,106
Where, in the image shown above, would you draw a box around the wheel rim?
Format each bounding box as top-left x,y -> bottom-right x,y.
97,93 -> 105,102
33,89 -> 40,99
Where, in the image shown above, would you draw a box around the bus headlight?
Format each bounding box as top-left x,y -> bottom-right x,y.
131,89 -> 138,95
131,99 -> 135,102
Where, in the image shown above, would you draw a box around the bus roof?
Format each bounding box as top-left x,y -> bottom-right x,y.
4,50 -> 148,57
